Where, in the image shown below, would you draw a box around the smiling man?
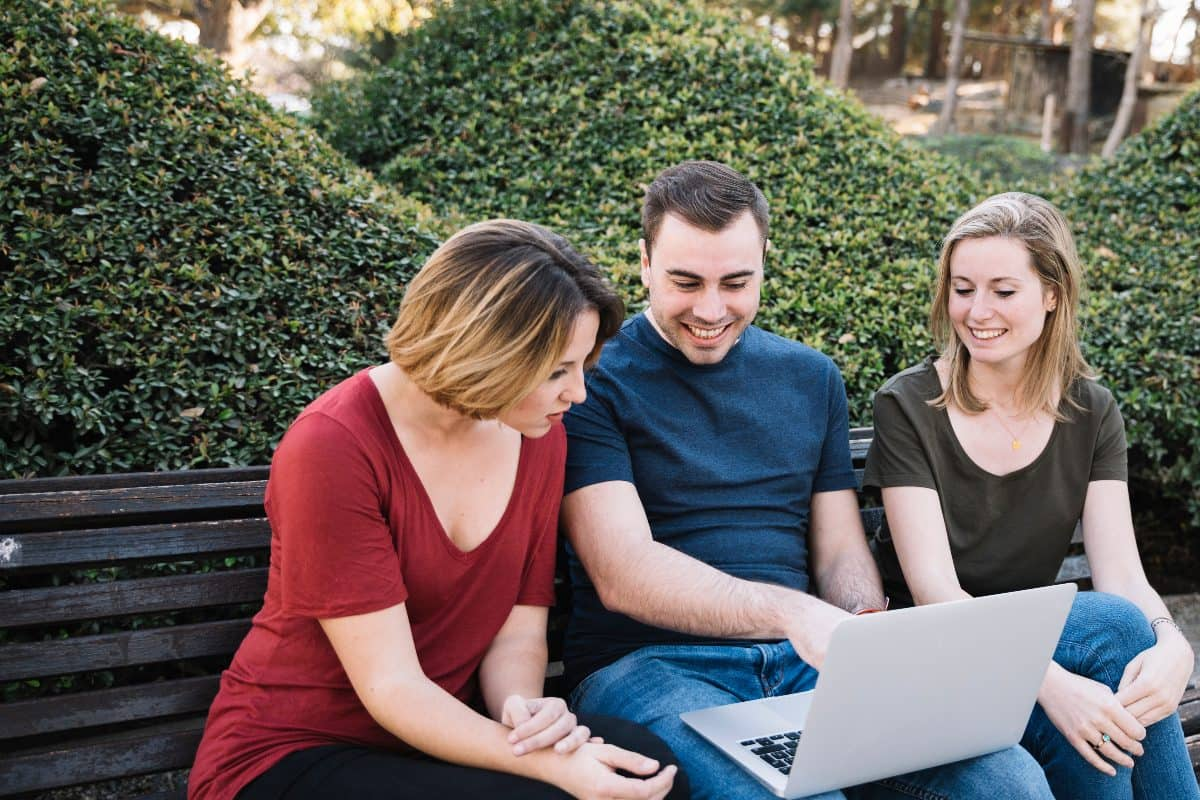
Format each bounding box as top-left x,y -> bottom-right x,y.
560,161 -> 1057,800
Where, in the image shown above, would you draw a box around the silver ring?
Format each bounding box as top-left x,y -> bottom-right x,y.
1093,733 -> 1111,749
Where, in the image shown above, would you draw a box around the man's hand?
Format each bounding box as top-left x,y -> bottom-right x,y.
782,598 -> 851,669
501,695 -> 591,756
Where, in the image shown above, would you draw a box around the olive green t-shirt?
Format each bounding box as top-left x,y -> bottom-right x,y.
863,358 -> 1127,607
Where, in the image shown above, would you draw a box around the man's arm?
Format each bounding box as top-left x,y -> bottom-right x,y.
562,480 -> 851,668
807,488 -> 886,613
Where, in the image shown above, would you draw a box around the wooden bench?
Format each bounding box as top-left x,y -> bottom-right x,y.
2,429 -> 1197,798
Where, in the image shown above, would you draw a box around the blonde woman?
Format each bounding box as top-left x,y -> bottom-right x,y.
864,193 -> 1197,799
189,221 -> 684,800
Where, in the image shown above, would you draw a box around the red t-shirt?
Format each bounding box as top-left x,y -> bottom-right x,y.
188,370 -> 563,800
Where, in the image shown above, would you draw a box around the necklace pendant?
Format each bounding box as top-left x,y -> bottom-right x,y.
1012,440 -> 1021,451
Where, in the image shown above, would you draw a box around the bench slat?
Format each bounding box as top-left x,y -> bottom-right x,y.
0,717 -> 204,795
0,675 -> 221,739
1054,554 -> 1091,584
0,619 -> 252,682
1,568 -> 268,627
0,466 -> 270,496
0,481 -> 267,532
1179,686 -> 1200,736
0,518 -> 270,570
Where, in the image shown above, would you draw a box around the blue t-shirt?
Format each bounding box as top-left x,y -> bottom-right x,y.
562,313 -> 858,687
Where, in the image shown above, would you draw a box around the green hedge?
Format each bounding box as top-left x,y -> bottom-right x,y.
1055,90 -> 1200,530
312,1 -> 1199,535
310,0 -> 986,423
0,0 -> 438,477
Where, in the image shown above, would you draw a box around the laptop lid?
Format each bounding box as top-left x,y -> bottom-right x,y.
784,583 -> 1076,796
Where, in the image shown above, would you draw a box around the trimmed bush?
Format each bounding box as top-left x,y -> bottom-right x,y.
1055,90 -> 1200,531
310,0 -> 986,422
1,0 -> 438,477
313,1 -> 1198,541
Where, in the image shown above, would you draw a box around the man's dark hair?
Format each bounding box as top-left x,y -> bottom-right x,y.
641,160 -> 769,257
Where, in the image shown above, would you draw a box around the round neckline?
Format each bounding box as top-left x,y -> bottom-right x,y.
920,358 -> 1062,480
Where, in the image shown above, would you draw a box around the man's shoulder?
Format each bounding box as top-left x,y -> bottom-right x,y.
744,326 -> 841,374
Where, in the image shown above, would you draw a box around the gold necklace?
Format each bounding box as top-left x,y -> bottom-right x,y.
990,407 -> 1035,451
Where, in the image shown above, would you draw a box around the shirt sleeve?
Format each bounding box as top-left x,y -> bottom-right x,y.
516,427 -> 565,607
863,388 -> 938,491
812,362 -> 860,493
563,374 -> 634,494
1089,389 -> 1128,482
267,412 -> 408,619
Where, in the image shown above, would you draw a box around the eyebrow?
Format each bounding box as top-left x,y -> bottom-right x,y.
665,268 -> 758,281
951,275 -> 1027,283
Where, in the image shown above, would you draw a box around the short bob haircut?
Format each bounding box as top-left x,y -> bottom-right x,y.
386,219 -> 624,419
641,160 -> 769,259
930,191 -> 1092,419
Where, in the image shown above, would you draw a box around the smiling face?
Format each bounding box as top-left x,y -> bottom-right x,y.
639,211 -> 765,366
499,309 -> 599,438
947,236 -> 1058,372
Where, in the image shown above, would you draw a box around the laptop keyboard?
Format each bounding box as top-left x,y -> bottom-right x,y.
739,731 -> 803,775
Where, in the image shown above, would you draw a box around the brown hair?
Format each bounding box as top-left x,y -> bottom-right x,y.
641,160 -> 769,258
386,219 -> 623,418
930,192 -> 1092,418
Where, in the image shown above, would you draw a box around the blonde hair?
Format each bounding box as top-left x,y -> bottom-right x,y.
386,219 -> 623,419
930,192 -> 1093,418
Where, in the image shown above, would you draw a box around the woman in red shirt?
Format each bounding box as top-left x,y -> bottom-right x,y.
189,220 -> 684,800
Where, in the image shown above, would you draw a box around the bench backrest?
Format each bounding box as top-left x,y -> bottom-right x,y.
0,467 -> 270,796
0,428 -> 1088,796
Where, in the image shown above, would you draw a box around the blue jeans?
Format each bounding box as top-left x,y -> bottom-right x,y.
570,640 -> 1053,800
1020,591 -> 1200,800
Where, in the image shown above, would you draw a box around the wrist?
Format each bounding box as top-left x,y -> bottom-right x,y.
853,597 -> 890,615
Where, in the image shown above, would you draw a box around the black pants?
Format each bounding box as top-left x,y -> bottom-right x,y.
238,714 -> 689,800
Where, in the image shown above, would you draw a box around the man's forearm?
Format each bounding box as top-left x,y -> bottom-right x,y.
813,546 -> 886,614
595,539 -> 826,641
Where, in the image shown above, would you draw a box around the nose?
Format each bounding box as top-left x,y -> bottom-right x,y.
562,365 -> 587,405
969,292 -> 994,320
693,285 -> 726,323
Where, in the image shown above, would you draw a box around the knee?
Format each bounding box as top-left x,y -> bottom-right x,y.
1063,592 -> 1154,662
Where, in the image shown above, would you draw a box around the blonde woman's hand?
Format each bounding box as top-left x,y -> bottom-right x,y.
551,741 -> 677,800
1039,667 -> 1145,776
1117,634 -> 1195,726
502,695 -> 591,755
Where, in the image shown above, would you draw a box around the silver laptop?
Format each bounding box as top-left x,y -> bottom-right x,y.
681,583 -> 1075,798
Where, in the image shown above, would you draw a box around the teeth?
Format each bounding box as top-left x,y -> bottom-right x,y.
686,324 -> 727,340
971,328 -> 1006,340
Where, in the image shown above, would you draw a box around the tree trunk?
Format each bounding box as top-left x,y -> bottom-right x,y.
195,0 -> 274,63
932,0 -> 970,135
1064,0 -> 1095,154
1102,0 -> 1157,157
830,0 -> 855,88
890,3 -> 909,74
1040,0 -> 1053,40
925,0 -> 946,78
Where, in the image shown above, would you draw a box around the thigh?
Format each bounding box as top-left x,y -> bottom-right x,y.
850,745 -> 1053,800
238,744 -> 570,800
571,645 -> 843,800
